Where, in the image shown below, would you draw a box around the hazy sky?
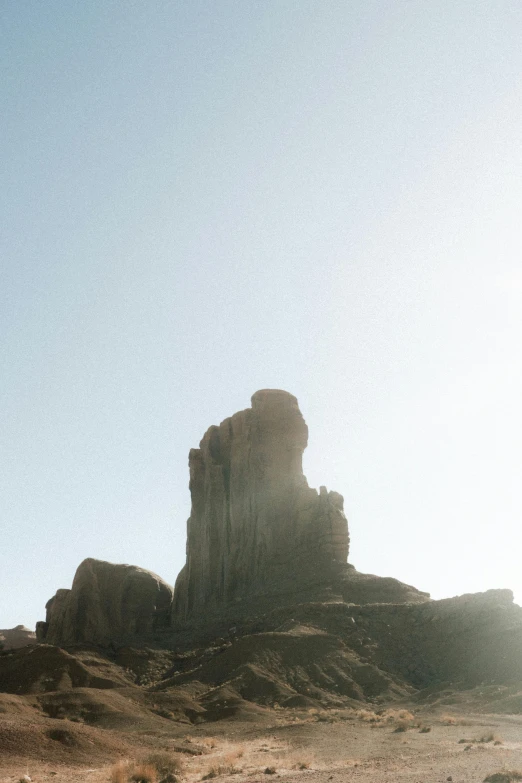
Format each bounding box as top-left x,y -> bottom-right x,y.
2,1 -> 522,630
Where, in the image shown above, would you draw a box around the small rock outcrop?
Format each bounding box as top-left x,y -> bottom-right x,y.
36,558 -> 173,647
173,389 -> 350,618
0,625 -> 36,650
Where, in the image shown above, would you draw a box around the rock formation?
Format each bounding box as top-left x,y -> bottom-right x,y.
36,388 -> 426,647
17,389 -> 522,717
0,625 -> 36,650
36,558 -> 173,647
172,390 -> 350,618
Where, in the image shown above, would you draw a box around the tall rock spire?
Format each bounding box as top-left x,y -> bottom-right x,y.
172,389 -> 349,618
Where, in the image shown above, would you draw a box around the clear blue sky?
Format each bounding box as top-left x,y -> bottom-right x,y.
2,1 -> 522,630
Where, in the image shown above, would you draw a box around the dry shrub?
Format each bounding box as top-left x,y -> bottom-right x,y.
112,762 -> 133,783
144,753 -> 183,777
355,709 -> 379,723
202,765 -> 241,780
112,758 -> 179,783
481,733 -> 503,745
316,713 -> 337,723
440,713 -> 468,726
199,738 -> 218,750
222,751 -> 243,766
419,725 -> 431,733
354,708 -> 415,729
459,734 -> 503,746
441,714 -> 457,725
264,768 -> 276,775
484,772 -> 522,783
389,709 -> 415,722
131,764 -> 157,783
289,752 -> 315,771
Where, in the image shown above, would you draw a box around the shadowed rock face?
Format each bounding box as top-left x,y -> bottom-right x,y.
172,389 -> 350,619
0,625 -> 36,650
36,559 -> 173,646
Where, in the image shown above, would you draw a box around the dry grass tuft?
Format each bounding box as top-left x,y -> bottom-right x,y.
144,753 -> 183,778
441,714 -> 458,725
201,765 -> 242,780
353,708 -> 415,730
481,733 -> 503,745
111,757 -> 182,783
111,762 -> 134,783
440,713 -> 469,726
222,751 -> 243,766
199,738 -> 218,750
354,708 -> 380,723
459,734 -> 503,746
130,764 -> 157,783
294,762 -> 310,770
286,750 -> 315,771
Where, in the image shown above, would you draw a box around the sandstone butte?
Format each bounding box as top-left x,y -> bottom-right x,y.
34,389 -> 512,657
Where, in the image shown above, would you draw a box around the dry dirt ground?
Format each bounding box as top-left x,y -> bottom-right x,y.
3,704 -> 522,783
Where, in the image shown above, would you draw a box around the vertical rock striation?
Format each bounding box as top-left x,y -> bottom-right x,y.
173,389 -> 349,618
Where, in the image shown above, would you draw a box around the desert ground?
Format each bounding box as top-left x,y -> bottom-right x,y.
3,698 -> 522,783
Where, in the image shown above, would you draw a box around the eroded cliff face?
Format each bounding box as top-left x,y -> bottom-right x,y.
172,389 -> 350,619
36,558 -> 173,646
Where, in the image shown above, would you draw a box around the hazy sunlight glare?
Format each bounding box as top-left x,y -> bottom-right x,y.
1,1 -> 522,628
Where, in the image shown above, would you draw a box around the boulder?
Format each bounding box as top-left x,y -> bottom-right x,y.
37,558 -> 173,646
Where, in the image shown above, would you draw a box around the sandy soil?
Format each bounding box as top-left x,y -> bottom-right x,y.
2,706 -> 522,783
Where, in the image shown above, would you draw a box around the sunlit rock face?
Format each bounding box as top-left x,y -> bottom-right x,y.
172,389 -> 350,619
